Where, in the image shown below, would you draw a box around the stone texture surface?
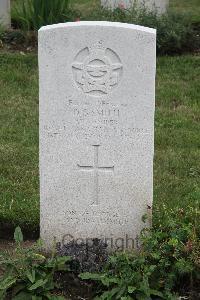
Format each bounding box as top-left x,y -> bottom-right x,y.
39,21 -> 156,250
0,0 -> 10,28
101,0 -> 169,14
138,0 -> 169,14
101,0 -> 133,9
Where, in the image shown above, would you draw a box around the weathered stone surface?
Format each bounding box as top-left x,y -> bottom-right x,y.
0,0 -> 10,28
39,21 -> 156,250
101,0 -> 169,14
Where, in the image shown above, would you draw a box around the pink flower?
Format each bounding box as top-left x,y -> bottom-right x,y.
118,3 -> 125,9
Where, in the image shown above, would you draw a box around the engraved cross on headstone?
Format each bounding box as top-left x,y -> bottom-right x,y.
78,145 -> 114,205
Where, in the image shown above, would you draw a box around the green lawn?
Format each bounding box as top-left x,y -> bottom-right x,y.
0,53 -> 199,232
170,0 -> 200,22
0,54 -> 39,232
72,0 -> 99,15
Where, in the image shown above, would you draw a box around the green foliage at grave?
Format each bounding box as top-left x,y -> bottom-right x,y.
84,7 -> 199,55
0,227 -> 71,300
0,206 -> 199,299
71,0 -> 200,24
80,205 -> 200,299
12,0 -> 79,32
8,0 -> 200,55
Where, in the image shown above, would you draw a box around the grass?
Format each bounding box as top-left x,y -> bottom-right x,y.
155,55 -> 200,210
0,53 -> 39,232
71,0 -> 99,16
0,52 -> 200,233
170,0 -> 200,23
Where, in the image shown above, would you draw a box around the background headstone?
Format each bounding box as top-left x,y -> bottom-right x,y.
39,21 -> 156,250
101,0 -> 169,14
0,0 -> 11,28
138,0 -> 169,14
101,0 -> 133,10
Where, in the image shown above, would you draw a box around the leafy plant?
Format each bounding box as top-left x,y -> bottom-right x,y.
80,253 -> 166,300
80,205 -> 200,299
12,0 -> 79,31
9,1 -> 199,54
0,227 -> 71,299
84,6 -> 199,55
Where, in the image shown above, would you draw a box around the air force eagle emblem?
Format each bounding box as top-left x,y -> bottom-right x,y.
72,46 -> 123,96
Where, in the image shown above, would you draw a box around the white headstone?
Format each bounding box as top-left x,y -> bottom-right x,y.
138,0 -> 169,14
101,0 -> 169,14
39,21 -> 156,250
101,0 -> 133,10
0,0 -> 10,28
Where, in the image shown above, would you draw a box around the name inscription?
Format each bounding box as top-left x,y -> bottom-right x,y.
42,94 -> 151,139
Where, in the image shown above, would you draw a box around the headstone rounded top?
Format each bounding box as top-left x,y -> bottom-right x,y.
39,21 -> 156,35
